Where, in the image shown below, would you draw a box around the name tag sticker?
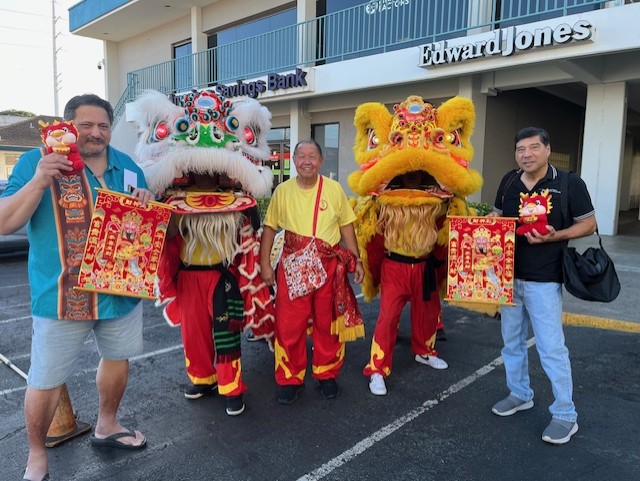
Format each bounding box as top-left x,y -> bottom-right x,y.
124,169 -> 137,193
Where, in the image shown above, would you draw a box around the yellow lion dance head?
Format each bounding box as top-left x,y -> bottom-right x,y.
349,95 -> 482,204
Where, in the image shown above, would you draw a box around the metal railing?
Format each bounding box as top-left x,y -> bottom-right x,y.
113,0 -> 622,124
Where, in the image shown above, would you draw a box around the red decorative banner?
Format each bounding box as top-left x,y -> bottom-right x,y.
77,189 -> 174,299
446,216 -> 516,305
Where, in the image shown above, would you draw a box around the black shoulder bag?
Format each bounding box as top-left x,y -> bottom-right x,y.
560,171 -> 620,302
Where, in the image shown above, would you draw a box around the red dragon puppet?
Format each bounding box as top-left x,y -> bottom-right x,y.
516,189 -> 552,236
39,119 -> 84,172
349,95 -> 483,395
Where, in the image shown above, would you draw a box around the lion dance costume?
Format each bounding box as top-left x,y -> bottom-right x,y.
349,95 -> 482,394
131,90 -> 275,411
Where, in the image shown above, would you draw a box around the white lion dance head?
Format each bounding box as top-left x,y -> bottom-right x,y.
131,89 -> 273,198
131,89 -> 274,266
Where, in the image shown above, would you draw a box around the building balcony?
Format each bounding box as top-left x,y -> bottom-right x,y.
69,0 -> 623,125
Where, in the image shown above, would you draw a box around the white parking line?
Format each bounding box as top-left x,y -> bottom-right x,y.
0,315 -> 31,324
0,283 -> 29,289
0,302 -> 31,309
297,337 -> 536,481
0,344 -> 184,396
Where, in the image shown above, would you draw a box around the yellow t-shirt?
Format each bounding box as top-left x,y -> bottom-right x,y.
264,176 -> 356,246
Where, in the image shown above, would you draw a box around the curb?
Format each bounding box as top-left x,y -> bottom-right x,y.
449,302 -> 640,334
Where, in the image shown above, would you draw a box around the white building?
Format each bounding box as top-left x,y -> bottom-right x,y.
69,0 -> 640,235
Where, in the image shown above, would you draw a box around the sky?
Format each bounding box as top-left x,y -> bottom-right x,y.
0,0 -> 105,117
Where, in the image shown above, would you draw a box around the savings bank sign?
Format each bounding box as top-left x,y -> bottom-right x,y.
419,20 -> 592,67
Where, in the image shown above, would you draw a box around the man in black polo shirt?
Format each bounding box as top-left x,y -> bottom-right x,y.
488,127 -> 596,445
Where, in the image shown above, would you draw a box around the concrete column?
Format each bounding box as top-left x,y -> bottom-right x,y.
458,75 -> 487,204
619,135 -> 633,211
467,0 -> 494,35
296,0 -> 316,66
190,7 -> 207,52
104,41 -> 119,106
581,82 -> 627,235
297,0 -> 315,22
190,7 -> 207,87
289,100 -> 312,177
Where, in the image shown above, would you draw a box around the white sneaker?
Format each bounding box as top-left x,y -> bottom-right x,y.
415,354 -> 448,369
369,373 -> 387,396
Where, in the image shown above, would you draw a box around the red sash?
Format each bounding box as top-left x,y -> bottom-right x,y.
51,172 -> 98,320
283,231 -> 365,342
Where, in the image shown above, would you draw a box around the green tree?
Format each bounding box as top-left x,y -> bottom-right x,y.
0,109 -> 36,117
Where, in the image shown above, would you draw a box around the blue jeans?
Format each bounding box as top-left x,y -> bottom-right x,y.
500,279 -> 577,423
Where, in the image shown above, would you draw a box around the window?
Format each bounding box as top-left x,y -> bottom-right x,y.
173,41 -> 193,92
496,0 -> 601,28
312,123 -> 339,180
266,127 -> 291,188
549,152 -> 570,171
321,0 -> 468,64
208,9 -> 297,82
3,153 -> 19,179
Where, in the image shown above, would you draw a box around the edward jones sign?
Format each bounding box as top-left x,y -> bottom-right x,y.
419,20 -> 592,67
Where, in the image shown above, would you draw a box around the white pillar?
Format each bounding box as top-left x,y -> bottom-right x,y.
619,135 -> 633,211
296,0 -> 316,66
190,7 -> 207,87
581,82 -> 627,235
104,41 -> 119,106
289,100 -> 312,178
467,0 -> 494,35
190,7 -> 207,52
458,75 -> 487,204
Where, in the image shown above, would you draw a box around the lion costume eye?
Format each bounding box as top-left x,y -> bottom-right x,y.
244,126 -> 257,146
367,129 -> 379,150
447,130 -> 462,147
151,121 -> 169,142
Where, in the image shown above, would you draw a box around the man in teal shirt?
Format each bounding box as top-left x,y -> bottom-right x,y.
0,94 -> 153,481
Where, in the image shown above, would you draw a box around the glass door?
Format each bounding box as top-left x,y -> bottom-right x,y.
266,141 -> 290,189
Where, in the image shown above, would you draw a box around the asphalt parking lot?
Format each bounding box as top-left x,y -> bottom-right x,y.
1,248 -> 639,481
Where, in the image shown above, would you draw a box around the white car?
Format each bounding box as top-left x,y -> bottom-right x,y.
0,180 -> 29,253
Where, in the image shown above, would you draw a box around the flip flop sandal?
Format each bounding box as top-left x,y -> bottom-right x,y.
89,427 -> 147,450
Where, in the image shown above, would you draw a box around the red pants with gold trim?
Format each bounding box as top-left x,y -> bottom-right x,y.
363,257 -> 441,377
176,268 -> 246,396
274,256 -> 344,386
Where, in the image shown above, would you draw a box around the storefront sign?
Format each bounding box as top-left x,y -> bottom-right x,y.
365,0 -> 410,15
419,20 -> 592,67
215,68 -> 308,99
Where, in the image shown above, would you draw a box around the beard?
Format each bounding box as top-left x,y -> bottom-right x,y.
178,212 -> 242,266
378,202 -> 447,256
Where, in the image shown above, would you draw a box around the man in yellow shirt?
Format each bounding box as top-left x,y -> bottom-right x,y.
259,140 -> 364,404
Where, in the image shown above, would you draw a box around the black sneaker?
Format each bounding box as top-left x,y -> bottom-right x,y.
225,395 -> 245,416
277,384 -> 305,405
319,379 -> 340,400
184,383 -> 217,400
